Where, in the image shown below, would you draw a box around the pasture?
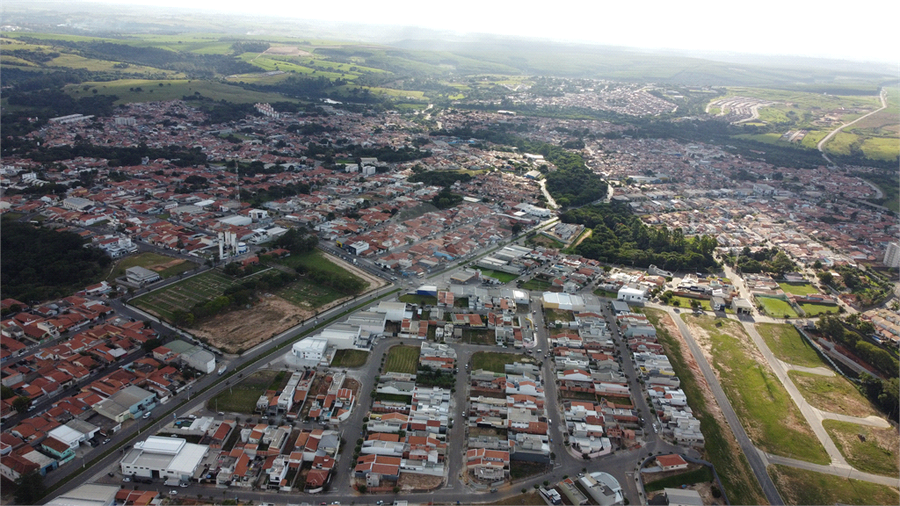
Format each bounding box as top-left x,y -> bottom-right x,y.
207,370 -> 280,414
64,79 -> 296,105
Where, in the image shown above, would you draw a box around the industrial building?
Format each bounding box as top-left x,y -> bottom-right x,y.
120,436 -> 208,483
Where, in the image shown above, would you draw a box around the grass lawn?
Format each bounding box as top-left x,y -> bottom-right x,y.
276,278 -> 345,309
508,461 -> 550,481
399,294 -> 438,305
756,323 -> 825,368
757,296 -> 799,318
471,351 -> 534,373
462,328 -> 497,345
593,288 -> 618,298
331,349 -> 369,368
643,466 -> 714,492
778,282 -> 818,296
683,314 -> 830,465
669,295 -> 711,310
207,370 -> 279,414
478,269 -> 519,283
644,309 -> 767,505
545,308 -> 575,322
768,464 -> 899,505
383,345 -> 420,374
520,278 -> 552,291
822,420 -> 899,477
108,252 -> 197,282
798,302 -> 840,316
788,371 -> 881,418
132,269 -> 267,321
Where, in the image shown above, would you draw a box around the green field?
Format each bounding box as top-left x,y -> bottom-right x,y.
644,309 -> 767,505
65,79 -> 297,105
520,278 -> 552,291
768,464 -> 899,506
132,269 -> 267,320
798,302 -> 840,316
670,295 -> 711,310
778,282 -> 818,296
756,323 -> 824,368
471,351 -> 534,373
207,370 -> 280,414
108,252 -> 197,282
822,420 -> 899,477
399,294 -> 438,306
756,296 -> 799,318
788,371 -> 881,418
545,308 -> 575,322
643,466 -> 714,492
276,278 -> 346,309
477,269 -> 519,283
384,345 -> 420,374
683,314 -> 829,464
331,349 -> 369,368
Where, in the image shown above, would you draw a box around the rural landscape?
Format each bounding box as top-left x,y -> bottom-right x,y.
0,2 -> 897,506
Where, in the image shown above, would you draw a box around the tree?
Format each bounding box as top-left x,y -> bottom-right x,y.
14,471 -> 45,504
12,396 -> 31,413
1,385 -> 15,400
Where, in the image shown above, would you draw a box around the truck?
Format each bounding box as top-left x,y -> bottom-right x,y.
217,364 -> 227,375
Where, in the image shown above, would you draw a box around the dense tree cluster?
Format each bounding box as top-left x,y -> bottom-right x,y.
562,203 -> 717,271
1,218 -> 111,303
16,140 -> 208,168
272,229 -> 319,254
723,246 -> 796,277
431,190 -> 463,210
230,41 -> 270,55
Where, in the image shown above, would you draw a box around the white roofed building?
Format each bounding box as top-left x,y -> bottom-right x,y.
120,436 -> 208,482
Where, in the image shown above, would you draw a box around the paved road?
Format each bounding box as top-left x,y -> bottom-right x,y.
817,87 -> 888,164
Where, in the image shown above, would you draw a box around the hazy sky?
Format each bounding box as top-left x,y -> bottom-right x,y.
86,0 -> 899,64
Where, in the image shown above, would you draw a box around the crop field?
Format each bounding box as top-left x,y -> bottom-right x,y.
132,269 -> 266,321
755,323 -> 824,368
768,464 -> 899,506
683,315 -> 829,464
471,351 -> 533,373
108,252 -> 197,282
64,79 -> 295,105
798,302 -> 840,316
384,345 -> 420,374
778,282 -> 818,296
823,420 -> 899,477
788,371 -> 881,418
756,296 -> 799,318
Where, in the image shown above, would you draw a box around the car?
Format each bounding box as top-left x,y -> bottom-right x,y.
490,488 -> 498,493
169,490 -> 177,496
218,412 -> 225,416
578,472 -> 584,477
102,438 -> 111,445
179,482 -> 189,488
122,477 -> 131,483
108,472 -> 114,477
376,501 -> 384,506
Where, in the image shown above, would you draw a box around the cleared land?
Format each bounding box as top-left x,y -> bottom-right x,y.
644,309 -> 766,505
207,370 -> 280,414
108,252 -> 196,282
471,351 -> 534,373
384,345 -> 420,374
756,296 -> 799,318
767,464 -> 899,506
544,308 -> 575,322
756,323 -> 824,368
643,465 -> 713,492
682,314 -> 829,464
486,491 -> 544,505
331,349 -> 369,368
399,294 -> 438,305
822,420 -> 899,476
477,269 -> 519,283
788,371 -> 881,418
520,278 -> 552,291
670,295 -> 711,310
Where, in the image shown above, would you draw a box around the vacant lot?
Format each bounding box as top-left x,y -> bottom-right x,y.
788,371 -> 881,418
332,349 -> 369,368
132,269 -> 263,321
683,315 -> 829,464
462,328 -> 497,345
486,491 -> 544,506
384,345 -> 420,374
471,351 -> 535,373
643,465 -> 713,492
109,252 -> 197,282
670,295 -> 711,310
822,420 -> 899,476
478,269 -> 519,283
768,464 -> 899,505
756,323 -> 824,368
520,278 -> 552,291
798,302 -> 840,316
399,294 -> 438,306
778,282 -> 818,296
545,308 -> 575,322
207,370 -> 280,414
757,296 -> 799,318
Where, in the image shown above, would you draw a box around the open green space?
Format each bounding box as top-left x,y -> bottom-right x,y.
822,420 -> 899,477
275,278 -> 346,309
108,252 -> 197,282
592,288 -> 619,298
383,345 -> 420,374
778,282 -> 818,296
331,349 -> 369,368
399,294 -> 438,306
462,328 -> 498,346
683,314 -> 829,464
471,351 -> 534,373
508,461 -> 550,481
768,464 -> 899,506
520,278 -> 552,291
798,302 -> 840,316
643,466 -> 714,492
207,370 -> 280,414
788,371 -> 881,418
756,323 -> 824,368
756,296 -> 799,318
64,78 -> 296,105
477,269 -> 519,283
131,269 -> 267,321
669,295 -> 711,310
544,308 -> 575,322
644,309 -> 766,505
